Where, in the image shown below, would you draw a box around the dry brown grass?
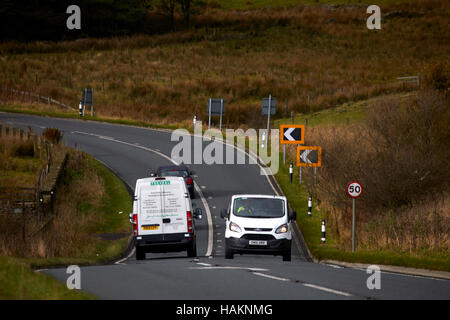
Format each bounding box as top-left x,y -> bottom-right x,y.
0,132 -> 42,188
0,1 -> 448,128
0,150 -> 105,258
293,90 -> 450,253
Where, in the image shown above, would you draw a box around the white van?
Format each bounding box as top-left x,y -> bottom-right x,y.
130,176 -> 202,260
221,194 -> 296,261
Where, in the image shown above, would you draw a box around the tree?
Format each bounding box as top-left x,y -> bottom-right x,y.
154,0 -> 177,30
177,0 -> 191,26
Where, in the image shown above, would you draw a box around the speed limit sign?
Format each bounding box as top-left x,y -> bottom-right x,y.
347,181 -> 362,252
347,181 -> 363,198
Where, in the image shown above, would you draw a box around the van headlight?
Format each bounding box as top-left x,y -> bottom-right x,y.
229,222 -> 242,233
275,224 -> 288,234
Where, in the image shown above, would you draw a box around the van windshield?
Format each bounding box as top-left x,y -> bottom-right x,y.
233,197 -> 285,218
159,170 -> 189,178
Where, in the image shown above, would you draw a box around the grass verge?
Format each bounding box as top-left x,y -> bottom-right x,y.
276,161 -> 450,272
0,147 -> 133,299
0,256 -> 95,299
274,93 -> 449,272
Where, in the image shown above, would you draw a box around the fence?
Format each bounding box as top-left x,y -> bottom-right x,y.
397,75 -> 420,87
1,86 -> 75,111
0,124 -> 69,239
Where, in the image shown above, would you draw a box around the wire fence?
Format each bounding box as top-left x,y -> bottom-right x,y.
1,86 -> 75,111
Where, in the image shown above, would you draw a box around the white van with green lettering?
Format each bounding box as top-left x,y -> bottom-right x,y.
130,177 -> 202,260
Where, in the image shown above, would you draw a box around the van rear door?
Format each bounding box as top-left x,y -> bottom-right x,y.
138,180 -> 164,236
137,178 -> 188,236
161,178 -> 188,234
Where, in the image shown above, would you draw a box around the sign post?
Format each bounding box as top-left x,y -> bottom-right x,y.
207,98 -> 226,130
296,146 -> 322,167
266,94 -> 271,149
346,181 -> 363,252
81,88 -> 93,117
219,99 -> 224,131
208,98 -> 212,129
262,95 -> 276,149
280,124 -> 304,166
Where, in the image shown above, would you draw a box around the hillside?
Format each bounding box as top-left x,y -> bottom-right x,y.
0,0 -> 448,129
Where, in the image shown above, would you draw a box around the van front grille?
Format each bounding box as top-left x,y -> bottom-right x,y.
241,234 -> 275,241
244,227 -> 272,232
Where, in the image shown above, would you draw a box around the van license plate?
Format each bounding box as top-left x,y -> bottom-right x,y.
249,240 -> 267,246
142,225 -> 159,230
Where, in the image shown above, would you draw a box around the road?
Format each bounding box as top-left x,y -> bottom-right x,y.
1,112 -> 449,300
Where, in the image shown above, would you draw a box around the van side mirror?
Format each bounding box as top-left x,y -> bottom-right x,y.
194,208 -> 202,220
220,209 -> 229,220
289,210 -> 297,221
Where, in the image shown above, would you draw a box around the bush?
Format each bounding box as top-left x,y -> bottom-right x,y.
424,62 -> 450,92
42,128 -> 62,144
303,90 -> 450,250
13,140 -> 35,157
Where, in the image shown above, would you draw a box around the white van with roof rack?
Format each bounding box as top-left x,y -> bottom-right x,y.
130,176 -> 202,260
221,194 -> 296,261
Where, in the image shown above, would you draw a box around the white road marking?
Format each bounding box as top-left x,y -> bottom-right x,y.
115,247 -> 136,265
71,131 -> 214,260
34,269 -> 48,273
190,266 -> 269,272
302,283 -> 353,297
252,272 -> 289,282
196,263 -> 212,267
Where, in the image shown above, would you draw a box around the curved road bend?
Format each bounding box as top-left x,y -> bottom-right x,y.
1,113 -> 449,300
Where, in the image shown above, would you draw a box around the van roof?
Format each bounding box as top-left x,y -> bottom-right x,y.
231,194 -> 286,200
136,176 -> 185,184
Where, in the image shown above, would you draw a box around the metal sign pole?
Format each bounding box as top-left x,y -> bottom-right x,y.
219,98 -> 223,131
91,88 -> 94,116
283,144 -> 286,165
208,98 -> 212,130
352,198 -> 356,252
314,167 -> 317,186
82,88 -> 86,117
299,144 -> 302,184
265,94 -> 271,149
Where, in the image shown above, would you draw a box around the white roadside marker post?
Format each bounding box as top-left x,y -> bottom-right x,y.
308,195 -> 312,217
321,220 -> 326,243
289,162 -> 293,183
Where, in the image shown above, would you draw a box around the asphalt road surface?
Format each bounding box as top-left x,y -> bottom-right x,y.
1,112 -> 449,300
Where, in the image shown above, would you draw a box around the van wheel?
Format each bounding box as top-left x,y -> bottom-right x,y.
136,247 -> 145,261
225,246 -> 234,259
282,250 -> 291,262
187,240 -> 197,257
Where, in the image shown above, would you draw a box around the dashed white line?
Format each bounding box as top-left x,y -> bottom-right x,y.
302,283 -> 353,297
252,272 -> 289,282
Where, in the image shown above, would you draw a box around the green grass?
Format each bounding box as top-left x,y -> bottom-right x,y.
276,160 -> 450,271
0,104 -> 179,132
0,256 -> 95,299
28,154 -> 133,269
0,150 -> 133,299
273,95 -> 450,272
274,93 -> 412,127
